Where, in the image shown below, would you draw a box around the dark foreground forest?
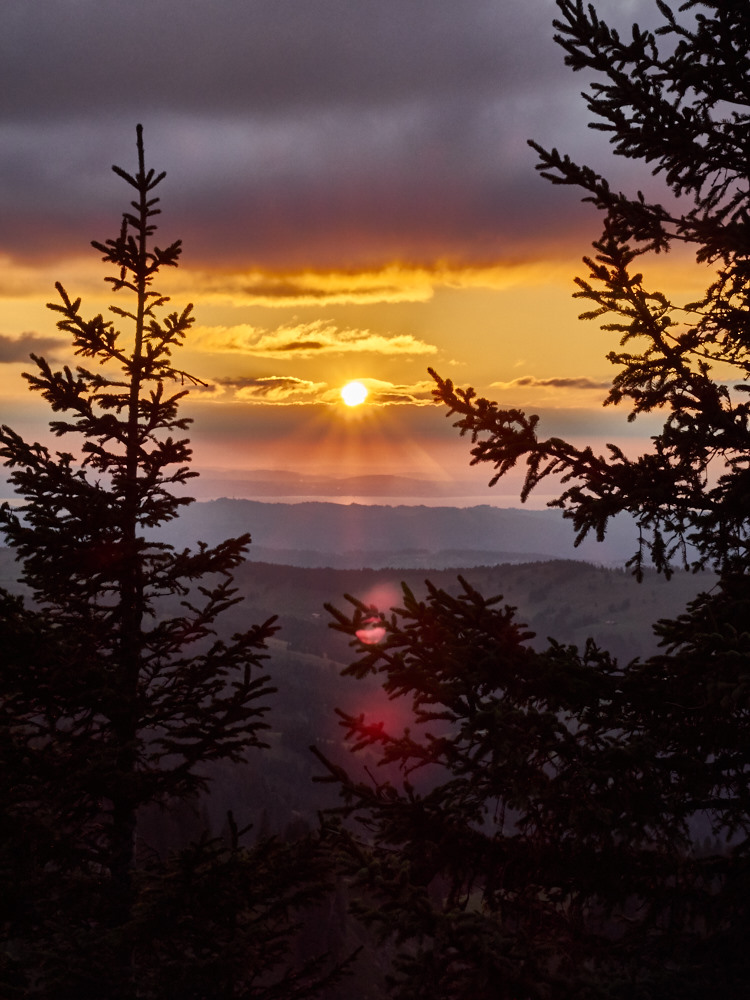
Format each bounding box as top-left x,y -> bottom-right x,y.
0,548 -> 718,998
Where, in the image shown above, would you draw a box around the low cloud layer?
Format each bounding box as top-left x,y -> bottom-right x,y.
0,332 -> 66,363
163,260 -> 556,308
195,321 -> 437,358
214,374 -> 437,406
220,375 -> 328,405
358,378 -> 438,406
491,375 -> 611,391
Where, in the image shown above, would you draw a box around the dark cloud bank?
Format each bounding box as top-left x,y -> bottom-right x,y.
0,0 -> 653,269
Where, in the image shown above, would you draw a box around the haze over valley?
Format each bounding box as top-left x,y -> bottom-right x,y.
155,496 -> 644,569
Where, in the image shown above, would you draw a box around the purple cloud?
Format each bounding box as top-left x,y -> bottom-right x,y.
0,332 -> 66,363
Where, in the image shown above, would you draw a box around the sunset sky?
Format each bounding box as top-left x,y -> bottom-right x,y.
1,0 -> 707,501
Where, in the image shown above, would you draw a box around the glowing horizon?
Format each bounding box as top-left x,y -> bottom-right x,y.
0,1 -> 690,500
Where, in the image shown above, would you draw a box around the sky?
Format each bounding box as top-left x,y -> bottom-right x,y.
0,0 -> 704,501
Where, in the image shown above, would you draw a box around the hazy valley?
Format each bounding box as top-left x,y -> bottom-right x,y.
0,499 -> 714,837
152,496 -> 647,568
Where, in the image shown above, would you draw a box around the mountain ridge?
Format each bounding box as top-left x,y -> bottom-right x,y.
152,498 -> 640,568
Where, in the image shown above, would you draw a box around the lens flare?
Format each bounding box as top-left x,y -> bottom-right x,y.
355,616 -> 386,645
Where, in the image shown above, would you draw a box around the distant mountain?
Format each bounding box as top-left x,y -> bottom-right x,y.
2,469 -> 523,504
152,498 -> 641,568
176,469 -> 503,500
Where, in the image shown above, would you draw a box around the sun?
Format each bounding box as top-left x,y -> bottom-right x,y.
340,380 -> 369,407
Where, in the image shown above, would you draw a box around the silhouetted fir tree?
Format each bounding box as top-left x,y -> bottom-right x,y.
434,0 -> 750,581
318,2 -> 750,997
0,127 -> 337,999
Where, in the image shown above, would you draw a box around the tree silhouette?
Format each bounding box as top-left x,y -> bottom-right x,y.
433,0 -> 750,581
319,3 -> 750,996
0,127 -> 334,999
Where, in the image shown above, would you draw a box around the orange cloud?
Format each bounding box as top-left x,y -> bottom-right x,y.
343,377 -> 437,406
204,374 -> 438,407
163,259 -> 571,308
194,320 -> 437,358
491,375 -> 611,391
218,375 -> 329,405
0,255 -> 109,299
166,264 -> 435,306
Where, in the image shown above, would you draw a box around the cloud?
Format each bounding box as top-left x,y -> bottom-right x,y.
0,332 -> 66,363
0,1 -> 662,276
167,266 -> 436,307
0,1 -> 624,271
0,115 -> 589,270
346,377 -> 438,406
210,374 -> 438,407
219,375 -> 330,405
0,1 -> 565,122
194,321 -> 437,358
491,375 -> 611,391
165,260 -> 562,308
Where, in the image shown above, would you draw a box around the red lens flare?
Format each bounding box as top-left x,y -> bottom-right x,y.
355,616 -> 387,645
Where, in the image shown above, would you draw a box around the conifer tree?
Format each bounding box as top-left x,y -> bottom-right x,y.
0,127 -> 333,999
433,0 -> 750,581
319,3 -> 750,996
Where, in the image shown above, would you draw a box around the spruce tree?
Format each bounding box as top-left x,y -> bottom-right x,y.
318,2 -> 750,996
0,127 -> 332,998
433,0 -> 750,581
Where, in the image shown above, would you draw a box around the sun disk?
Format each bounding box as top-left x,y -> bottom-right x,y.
341,380 -> 369,406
